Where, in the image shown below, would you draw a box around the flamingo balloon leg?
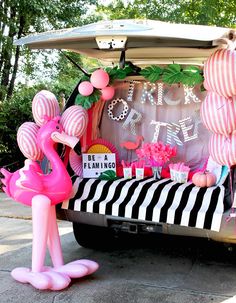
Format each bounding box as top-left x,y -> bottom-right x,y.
11,194 -> 95,290
32,195 -> 52,273
47,204 -> 64,269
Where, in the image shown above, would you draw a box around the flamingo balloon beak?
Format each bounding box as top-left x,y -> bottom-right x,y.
51,131 -> 80,149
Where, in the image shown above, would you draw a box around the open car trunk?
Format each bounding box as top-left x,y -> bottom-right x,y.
16,19 -> 236,247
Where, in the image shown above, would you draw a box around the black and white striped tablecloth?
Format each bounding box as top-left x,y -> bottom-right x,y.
62,177 -> 227,231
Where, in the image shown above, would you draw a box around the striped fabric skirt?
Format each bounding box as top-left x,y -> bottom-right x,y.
62,177 -> 228,232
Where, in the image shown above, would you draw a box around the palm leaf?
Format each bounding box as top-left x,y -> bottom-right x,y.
99,170 -> 118,180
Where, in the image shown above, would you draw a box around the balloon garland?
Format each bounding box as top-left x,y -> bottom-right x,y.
201,47 -> 236,168
204,49 -> 236,98
76,69 -> 115,109
200,93 -> 236,136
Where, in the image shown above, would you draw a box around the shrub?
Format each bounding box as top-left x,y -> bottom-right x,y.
0,84 -> 48,170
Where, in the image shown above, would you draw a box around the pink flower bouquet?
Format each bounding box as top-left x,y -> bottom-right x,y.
136,141 -> 177,179
136,141 -> 177,167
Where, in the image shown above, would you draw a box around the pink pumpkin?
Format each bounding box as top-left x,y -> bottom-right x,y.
204,49 -> 236,98
192,171 -> 216,187
200,92 -> 236,136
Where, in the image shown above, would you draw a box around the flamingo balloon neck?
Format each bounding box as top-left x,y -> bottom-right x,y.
37,118 -> 67,176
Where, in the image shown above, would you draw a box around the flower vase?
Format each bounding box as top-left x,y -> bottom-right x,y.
152,166 -> 162,179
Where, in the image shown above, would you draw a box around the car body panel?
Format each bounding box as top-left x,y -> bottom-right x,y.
15,19 -> 235,65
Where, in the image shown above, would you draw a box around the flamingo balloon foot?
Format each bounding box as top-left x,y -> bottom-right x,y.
11,260 -> 99,290
54,259 -> 99,278
11,267 -> 71,290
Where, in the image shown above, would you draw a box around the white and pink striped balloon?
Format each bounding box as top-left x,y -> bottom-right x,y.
200,92 -> 236,136
61,105 -> 88,137
32,90 -> 60,126
17,122 -> 43,161
204,49 -> 236,98
209,132 -> 236,167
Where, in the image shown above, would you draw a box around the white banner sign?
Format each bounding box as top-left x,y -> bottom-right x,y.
82,153 -> 116,178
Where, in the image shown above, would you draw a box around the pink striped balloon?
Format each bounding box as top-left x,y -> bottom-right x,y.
17,122 -> 43,161
69,150 -> 83,176
61,105 -> 88,137
32,90 -> 60,126
200,92 -> 236,136
204,49 -> 236,98
209,132 -> 236,167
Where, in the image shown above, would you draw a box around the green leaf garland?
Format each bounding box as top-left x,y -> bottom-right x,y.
135,64 -> 203,86
162,64 -> 183,84
105,65 -> 133,82
76,64 -> 203,110
181,66 -> 203,86
140,66 -> 163,83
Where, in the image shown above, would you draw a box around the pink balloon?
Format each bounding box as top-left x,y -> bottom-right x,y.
209,131 -> 236,167
101,86 -> 115,100
78,81 -> 94,96
61,105 -> 88,137
90,69 -> 109,89
32,90 -> 60,126
17,122 -> 44,161
200,92 -> 236,136
203,79 -> 210,91
204,49 -> 236,98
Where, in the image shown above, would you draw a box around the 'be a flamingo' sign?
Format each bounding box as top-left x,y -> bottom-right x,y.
82,153 -> 116,178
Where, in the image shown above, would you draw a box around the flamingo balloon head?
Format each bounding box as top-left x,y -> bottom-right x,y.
37,116 -> 79,151
37,116 -> 62,150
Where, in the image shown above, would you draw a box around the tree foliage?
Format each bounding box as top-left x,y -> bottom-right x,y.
96,0 -> 236,27
0,85 -> 37,169
0,0 -> 97,100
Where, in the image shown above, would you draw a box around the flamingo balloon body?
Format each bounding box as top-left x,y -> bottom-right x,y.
0,93 -> 98,290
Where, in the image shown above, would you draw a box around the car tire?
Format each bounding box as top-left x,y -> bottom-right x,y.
72,223 -> 117,250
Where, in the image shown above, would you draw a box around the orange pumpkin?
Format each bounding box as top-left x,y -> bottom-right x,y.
192,171 -> 216,187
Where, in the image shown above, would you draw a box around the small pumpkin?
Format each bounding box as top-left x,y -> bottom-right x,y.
192,171 -> 216,187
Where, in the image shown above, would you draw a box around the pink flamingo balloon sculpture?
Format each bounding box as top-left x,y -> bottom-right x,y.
120,135 -> 144,162
0,115 -> 98,290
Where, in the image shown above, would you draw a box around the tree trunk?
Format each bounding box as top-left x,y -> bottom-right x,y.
0,0 -> 7,72
7,45 -> 19,98
0,23 -> 6,73
0,5 -> 16,99
7,16 -> 25,98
